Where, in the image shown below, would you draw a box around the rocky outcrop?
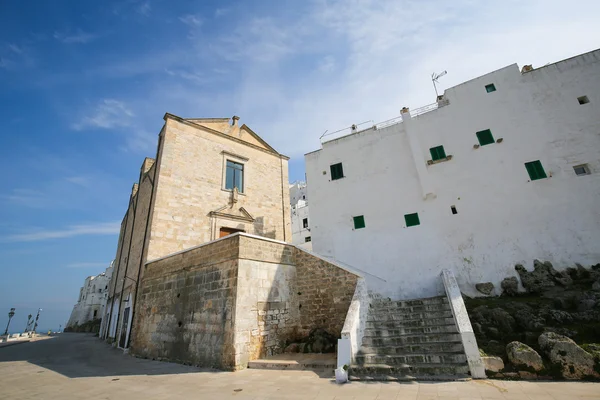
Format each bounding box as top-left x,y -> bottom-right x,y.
515,260 -> 574,294
482,355 -> 504,372
476,282 -> 494,295
506,341 -> 543,371
284,328 -> 337,354
501,277 -> 519,296
538,332 -> 600,379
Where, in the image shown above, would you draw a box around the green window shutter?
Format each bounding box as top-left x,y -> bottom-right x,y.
430,145 -> 446,161
353,215 -> 365,229
404,213 -> 420,227
485,84 -> 496,93
476,129 -> 495,146
330,163 -> 344,180
525,160 -> 547,181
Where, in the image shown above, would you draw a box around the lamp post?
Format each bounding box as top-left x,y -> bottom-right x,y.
4,308 -> 16,336
32,308 -> 42,334
24,314 -> 32,333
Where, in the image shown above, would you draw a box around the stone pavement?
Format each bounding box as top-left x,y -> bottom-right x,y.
0,333 -> 598,399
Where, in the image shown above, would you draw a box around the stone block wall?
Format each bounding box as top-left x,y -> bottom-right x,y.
294,248 -> 359,338
131,236 -> 240,369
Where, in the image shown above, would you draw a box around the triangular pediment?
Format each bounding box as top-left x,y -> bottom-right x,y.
209,205 -> 255,223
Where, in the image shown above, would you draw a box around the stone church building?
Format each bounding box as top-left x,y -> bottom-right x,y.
102,113 -> 361,370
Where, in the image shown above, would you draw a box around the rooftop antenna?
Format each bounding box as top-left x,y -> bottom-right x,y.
431,70 -> 447,98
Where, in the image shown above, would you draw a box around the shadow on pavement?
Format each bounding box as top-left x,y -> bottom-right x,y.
0,333 -> 222,378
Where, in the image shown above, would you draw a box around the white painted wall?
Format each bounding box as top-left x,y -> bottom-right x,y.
290,182 -> 312,246
305,50 -> 600,300
67,263 -> 113,328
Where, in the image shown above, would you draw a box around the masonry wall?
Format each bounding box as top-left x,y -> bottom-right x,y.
306,50 -> 600,300
146,117 -> 291,261
131,236 -> 239,369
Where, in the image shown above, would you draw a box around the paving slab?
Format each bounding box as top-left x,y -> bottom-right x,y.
0,333 -> 598,399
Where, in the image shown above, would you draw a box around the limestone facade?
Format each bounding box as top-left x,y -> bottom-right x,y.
104,114 -> 291,351
67,262 -> 113,329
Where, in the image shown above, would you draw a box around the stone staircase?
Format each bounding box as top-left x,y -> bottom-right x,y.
350,294 -> 470,381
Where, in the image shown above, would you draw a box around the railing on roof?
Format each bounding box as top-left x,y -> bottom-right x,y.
318,98 -> 449,144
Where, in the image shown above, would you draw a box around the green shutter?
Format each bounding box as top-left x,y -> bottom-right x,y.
485,84 -> 496,93
353,215 -> 365,229
525,160 -> 547,181
430,145 -> 446,161
476,129 -> 495,146
330,163 -> 344,180
404,213 -> 420,227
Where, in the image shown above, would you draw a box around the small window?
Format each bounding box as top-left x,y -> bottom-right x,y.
302,218 -> 308,228
302,195 -> 305,200
578,96 -> 589,105
429,145 -> 447,161
330,163 -> 344,180
225,160 -> 244,192
305,236 -> 311,243
485,84 -> 496,93
353,215 -> 365,229
573,164 -> 590,176
476,129 -> 495,146
525,160 -> 547,181
404,213 -> 420,227
451,206 -> 457,215
93,310 -> 98,318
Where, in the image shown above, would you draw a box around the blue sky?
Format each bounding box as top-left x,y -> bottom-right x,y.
1,0 -> 599,331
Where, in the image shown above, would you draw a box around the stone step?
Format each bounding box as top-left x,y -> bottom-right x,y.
355,352 -> 467,365
361,333 -> 462,346
370,304 -> 451,314
367,310 -> 454,321
366,318 -> 456,329
350,363 -> 470,380
363,324 -> 459,337
359,341 -> 464,355
248,354 -> 335,371
370,296 -> 448,308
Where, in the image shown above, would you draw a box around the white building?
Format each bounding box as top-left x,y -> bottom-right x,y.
67,262 -> 113,329
290,181 -> 312,248
305,49 -> 600,300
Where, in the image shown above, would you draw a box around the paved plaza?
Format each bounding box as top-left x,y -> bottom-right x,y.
0,333 -> 598,399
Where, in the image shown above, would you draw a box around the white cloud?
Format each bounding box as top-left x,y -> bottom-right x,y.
8,44 -> 23,54
137,2 -> 151,17
54,29 -> 98,44
72,99 -> 134,130
179,14 -> 202,27
66,262 -> 110,269
215,8 -> 229,17
4,221 -> 121,242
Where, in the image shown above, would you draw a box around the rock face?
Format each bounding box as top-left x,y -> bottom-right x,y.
501,277 -> 519,296
482,356 -> 504,372
538,332 -> 600,379
515,260 -> 573,294
506,341 -> 544,371
476,282 -> 494,295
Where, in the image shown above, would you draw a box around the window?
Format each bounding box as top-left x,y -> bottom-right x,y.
219,227 -> 244,238
93,310 -> 98,318
573,164 -> 590,176
225,160 -> 244,192
578,96 -> 590,105
429,145 -> 447,161
404,213 -> 420,227
525,160 -> 547,181
353,215 -> 365,229
330,163 -> 344,180
476,129 -> 495,146
305,236 -> 312,243
302,195 -> 305,200
451,206 -> 458,215
302,218 -> 308,228
485,84 -> 496,93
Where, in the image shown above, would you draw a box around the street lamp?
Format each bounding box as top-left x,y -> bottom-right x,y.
24,314 -> 32,333
32,308 -> 42,334
4,308 -> 16,336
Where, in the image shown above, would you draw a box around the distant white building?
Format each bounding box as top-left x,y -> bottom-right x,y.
290,181 -> 312,248
305,49 -> 600,300
67,262 -> 113,329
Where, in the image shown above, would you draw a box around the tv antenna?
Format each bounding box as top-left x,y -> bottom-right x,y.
431,70 -> 447,98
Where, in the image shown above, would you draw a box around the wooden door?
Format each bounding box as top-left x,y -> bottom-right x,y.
219,227 -> 244,238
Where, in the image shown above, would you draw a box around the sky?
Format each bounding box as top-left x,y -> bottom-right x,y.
1,0 -> 599,332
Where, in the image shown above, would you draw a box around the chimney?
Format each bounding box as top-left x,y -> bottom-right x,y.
231,115 -> 240,127
521,64 -> 533,73
401,107 -> 410,114
351,124 -> 357,132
